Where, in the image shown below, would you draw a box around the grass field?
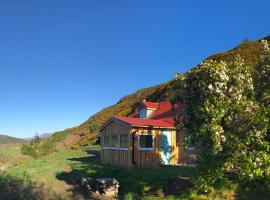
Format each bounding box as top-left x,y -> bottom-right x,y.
0,146 -> 269,200
0,144 -> 32,170
2,147 -> 196,199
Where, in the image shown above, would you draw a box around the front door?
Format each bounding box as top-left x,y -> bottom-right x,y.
161,130 -> 172,165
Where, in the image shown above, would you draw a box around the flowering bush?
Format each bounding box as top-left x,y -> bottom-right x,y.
172,40 -> 270,191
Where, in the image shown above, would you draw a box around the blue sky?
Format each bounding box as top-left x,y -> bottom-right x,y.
0,0 -> 269,138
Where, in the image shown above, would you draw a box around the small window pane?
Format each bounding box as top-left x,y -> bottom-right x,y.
140,109 -> 147,118
111,135 -> 119,147
104,135 -> 111,147
139,135 -> 153,148
120,134 -> 128,148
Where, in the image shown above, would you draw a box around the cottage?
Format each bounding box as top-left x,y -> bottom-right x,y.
99,99 -> 195,167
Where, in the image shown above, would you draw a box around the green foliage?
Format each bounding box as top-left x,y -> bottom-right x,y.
24,130 -> 70,157
30,134 -> 40,149
172,40 -> 270,191
51,130 -> 69,143
255,40 -> 270,104
21,144 -> 39,158
6,148 -> 270,199
38,139 -> 55,156
0,173 -> 63,200
89,122 -> 99,134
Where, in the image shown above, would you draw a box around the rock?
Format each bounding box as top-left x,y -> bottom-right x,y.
81,177 -> 94,186
81,177 -> 119,200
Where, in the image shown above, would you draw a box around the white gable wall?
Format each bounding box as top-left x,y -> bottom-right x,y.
139,108 -> 155,118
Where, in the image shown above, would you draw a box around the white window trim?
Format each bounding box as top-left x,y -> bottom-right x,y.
103,147 -> 128,150
138,134 -> 155,151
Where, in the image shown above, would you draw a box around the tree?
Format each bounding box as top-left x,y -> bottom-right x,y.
255,40 -> 270,104
171,40 -> 270,191
30,133 -> 40,149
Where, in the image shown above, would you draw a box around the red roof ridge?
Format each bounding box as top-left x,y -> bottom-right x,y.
114,116 -> 176,129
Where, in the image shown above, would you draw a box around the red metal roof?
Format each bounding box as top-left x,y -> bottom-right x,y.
114,116 -> 176,129
151,101 -> 182,124
141,101 -> 159,109
100,100 -> 183,131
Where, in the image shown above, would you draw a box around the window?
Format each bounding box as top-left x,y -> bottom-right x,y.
139,135 -> 154,150
139,108 -> 147,118
111,134 -> 119,147
120,134 -> 128,148
104,135 -> 111,147
103,133 -> 128,150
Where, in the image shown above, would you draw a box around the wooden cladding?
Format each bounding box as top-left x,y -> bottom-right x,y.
100,120 -> 185,168
100,121 -> 132,167
101,149 -> 131,167
131,128 -> 179,167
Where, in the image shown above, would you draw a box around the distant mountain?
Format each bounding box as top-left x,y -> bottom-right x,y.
53,34 -> 270,147
0,135 -> 26,145
24,133 -> 52,141
38,133 -> 52,139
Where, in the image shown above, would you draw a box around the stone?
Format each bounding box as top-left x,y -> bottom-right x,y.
81,177 -> 119,200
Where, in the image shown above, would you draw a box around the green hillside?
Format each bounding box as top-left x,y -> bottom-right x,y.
0,135 -> 25,145
58,35 -> 270,147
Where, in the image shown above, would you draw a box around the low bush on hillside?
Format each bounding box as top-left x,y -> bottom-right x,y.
21,144 -> 39,158
21,141 -> 55,158
21,130 -> 70,158
51,130 -> 69,143
38,140 -> 55,156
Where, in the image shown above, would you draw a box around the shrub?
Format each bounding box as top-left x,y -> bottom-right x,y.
21,144 -> 39,158
51,130 -> 69,143
172,40 -> 270,191
38,140 -> 55,156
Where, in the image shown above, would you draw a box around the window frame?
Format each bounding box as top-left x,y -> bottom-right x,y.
103,135 -> 111,147
139,108 -> 147,118
138,134 -> 155,151
111,134 -> 119,147
102,133 -> 128,151
119,133 -> 128,148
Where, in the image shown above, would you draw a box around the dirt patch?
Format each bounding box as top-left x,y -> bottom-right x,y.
56,134 -> 81,149
164,176 -> 194,196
